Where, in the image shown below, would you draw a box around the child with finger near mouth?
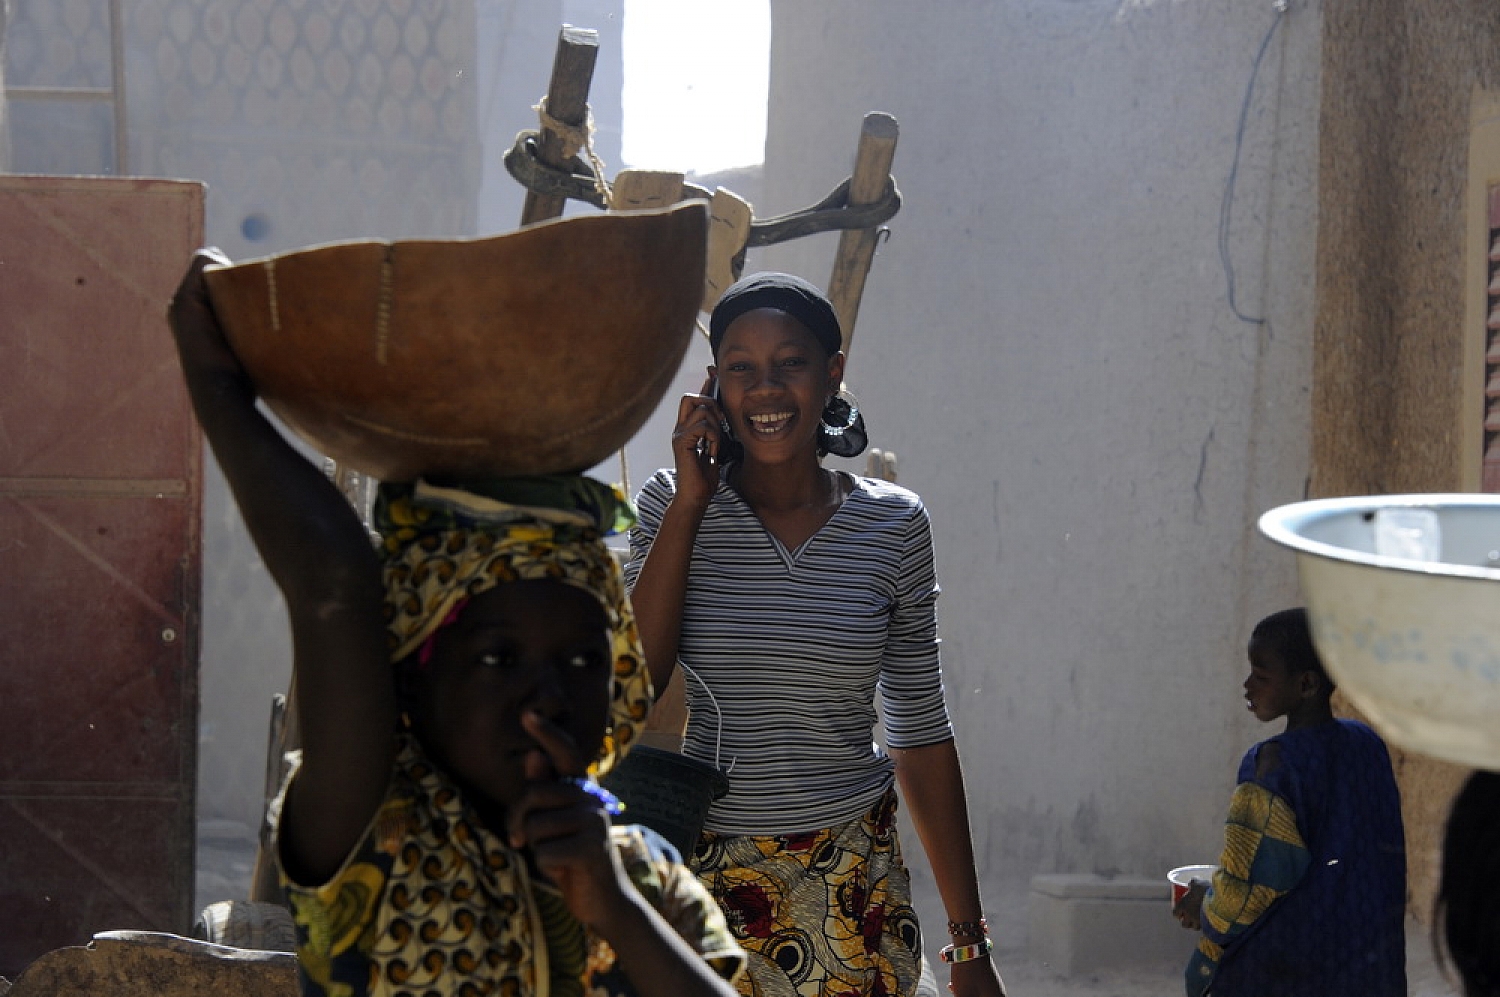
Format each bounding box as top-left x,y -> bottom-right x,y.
168,249 -> 745,997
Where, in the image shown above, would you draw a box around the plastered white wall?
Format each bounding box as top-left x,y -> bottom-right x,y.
751,0 -> 1324,947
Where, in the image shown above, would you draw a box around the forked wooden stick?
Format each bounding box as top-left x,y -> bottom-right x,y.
521,26 -> 600,226
827,113 -> 899,356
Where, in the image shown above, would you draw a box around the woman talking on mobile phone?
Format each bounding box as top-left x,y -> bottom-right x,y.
624,272 -> 1007,997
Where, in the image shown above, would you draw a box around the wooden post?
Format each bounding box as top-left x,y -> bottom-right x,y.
521,25 -> 600,226
826,113 -> 899,355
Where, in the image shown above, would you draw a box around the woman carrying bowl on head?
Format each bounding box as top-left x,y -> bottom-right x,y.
624,272 -> 1007,997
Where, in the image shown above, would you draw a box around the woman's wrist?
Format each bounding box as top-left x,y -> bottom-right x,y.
946,916 -> 987,938
939,937 -> 993,965
663,491 -> 712,526
945,914 -> 988,945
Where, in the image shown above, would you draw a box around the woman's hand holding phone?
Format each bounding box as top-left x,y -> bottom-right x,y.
670,372 -> 725,509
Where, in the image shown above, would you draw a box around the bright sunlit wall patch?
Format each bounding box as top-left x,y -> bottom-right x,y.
621,0 -> 769,175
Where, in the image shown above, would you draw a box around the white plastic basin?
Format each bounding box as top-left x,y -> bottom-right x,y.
1258,493 -> 1500,770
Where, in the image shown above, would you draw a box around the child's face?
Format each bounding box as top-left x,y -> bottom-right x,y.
1242,638 -> 1308,723
411,579 -> 613,813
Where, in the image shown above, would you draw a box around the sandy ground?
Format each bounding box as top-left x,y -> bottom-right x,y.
987,928 -> 1461,997
196,817 -> 1462,996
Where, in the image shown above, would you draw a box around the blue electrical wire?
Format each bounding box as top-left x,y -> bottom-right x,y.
1220,4 -> 1288,326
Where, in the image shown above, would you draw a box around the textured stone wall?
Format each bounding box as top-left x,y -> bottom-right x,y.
123,0 -> 482,252
1314,0 -> 1500,916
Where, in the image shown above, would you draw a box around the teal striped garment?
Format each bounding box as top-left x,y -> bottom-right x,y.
625,469 -> 953,836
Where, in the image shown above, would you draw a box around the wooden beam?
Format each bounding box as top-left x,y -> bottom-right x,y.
521,25 -> 600,226
827,112 -> 899,357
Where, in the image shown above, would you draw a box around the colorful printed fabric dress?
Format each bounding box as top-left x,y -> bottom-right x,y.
1188,718 -> 1406,997
692,787 -> 921,997
277,735 -> 745,997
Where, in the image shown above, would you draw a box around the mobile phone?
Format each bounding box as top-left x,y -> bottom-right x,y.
710,378 -> 733,438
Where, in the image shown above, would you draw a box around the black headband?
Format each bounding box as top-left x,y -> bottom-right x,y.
709,271 -> 844,358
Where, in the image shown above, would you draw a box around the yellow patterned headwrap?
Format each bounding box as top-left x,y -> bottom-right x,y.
373,476 -> 652,775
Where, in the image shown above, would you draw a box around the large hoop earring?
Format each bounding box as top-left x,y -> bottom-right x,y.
820,389 -> 860,436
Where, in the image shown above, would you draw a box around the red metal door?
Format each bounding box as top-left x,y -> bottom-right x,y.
0,176 -> 204,977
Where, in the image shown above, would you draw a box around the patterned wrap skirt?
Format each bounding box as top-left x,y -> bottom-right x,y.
692,786 -> 921,997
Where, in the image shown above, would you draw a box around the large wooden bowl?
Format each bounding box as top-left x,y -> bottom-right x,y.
204,202 -> 707,482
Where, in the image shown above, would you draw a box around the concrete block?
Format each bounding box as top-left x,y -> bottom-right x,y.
1028,873 -> 1198,976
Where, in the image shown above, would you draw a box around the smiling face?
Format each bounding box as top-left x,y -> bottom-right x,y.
407,579 -> 612,816
711,307 -> 845,463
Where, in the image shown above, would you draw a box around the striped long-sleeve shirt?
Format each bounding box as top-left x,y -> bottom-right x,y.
624,469 -> 954,835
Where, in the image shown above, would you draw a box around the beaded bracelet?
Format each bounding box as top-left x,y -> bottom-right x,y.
938,937 -> 993,964
946,916 -> 989,938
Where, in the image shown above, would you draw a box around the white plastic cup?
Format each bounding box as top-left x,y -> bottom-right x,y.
1167,864 -> 1216,905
